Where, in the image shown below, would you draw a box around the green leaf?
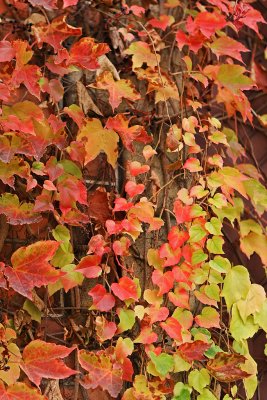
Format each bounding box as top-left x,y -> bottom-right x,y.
23,300 -> 41,323
172,382 -> 192,400
204,344 -> 223,359
253,299 -> 267,332
192,249 -> 208,265
197,388 -> 218,400
195,307 -> 220,328
239,219 -> 262,237
189,224 -> 207,243
230,304 -> 259,341
236,284 -> 266,322
188,368 -> 210,393
244,178 -> 267,215
244,375 -> 258,400
205,218 -> 222,235
117,308 -> 135,333
173,354 -> 191,373
149,352 -> 174,376
222,265 -> 251,311
59,159 -> 82,178
52,225 -> 71,253
206,236 -> 224,254
209,256 -> 231,274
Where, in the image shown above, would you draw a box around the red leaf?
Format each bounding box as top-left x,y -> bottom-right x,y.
69,37 -> 110,70
128,161 -> 150,176
32,15 -> 82,51
160,317 -> 182,341
78,347 -> 133,398
4,241 -> 62,299
75,255 -> 102,278
57,175 -> 88,213
28,0 -> 57,10
207,352 -> 251,382
88,234 -> 110,257
148,15 -> 174,31
159,243 -> 181,266
89,284 -> 115,312
92,72 -> 140,111
21,340 -> 77,386
173,200 -> 193,224
111,277 -> 139,301
63,0 -> 79,6
152,270 -> 174,295
0,193 -> 41,225
194,12 -> 226,38
168,226 -> 189,250
179,340 -> 210,362
134,326 -> 158,344
168,286 -> 190,309
0,381 -> 46,400
125,181 -> 145,198
106,114 -> 152,152
0,40 -> 15,62
148,306 -> 169,324
95,316 -> 117,343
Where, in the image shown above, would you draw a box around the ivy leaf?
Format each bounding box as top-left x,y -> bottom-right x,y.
77,118 -> 119,167
194,11 -> 226,37
149,352 -> 174,376
106,114 -> 152,152
32,15 -> 82,51
183,157 -> 203,172
69,37 -> 110,70
0,381 -> 46,400
197,389 -> 218,400
117,308 -> 135,333
0,193 -> 41,225
78,349 -> 124,398
188,368 -> 210,393
195,307 -> 220,328
207,352 -> 251,382
4,241 -> 62,299
206,236 -> 224,254
28,0 -> 57,9
111,277 -> 139,301
210,37 -> 249,63
240,232 -> 267,265
148,15 -> 174,30
0,40 -> 15,62
160,317 -> 183,341
75,255 -> 102,278
168,227 -> 189,249
125,41 -> 160,69
88,284 -> 115,312
95,316 -> 117,343
21,340 -> 77,386
222,265 -> 251,311
92,72 -> 140,111
179,341 -> 210,362
57,175 -> 88,213
152,270 -> 174,295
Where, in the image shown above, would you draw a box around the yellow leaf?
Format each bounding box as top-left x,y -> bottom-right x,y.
77,118 -> 119,167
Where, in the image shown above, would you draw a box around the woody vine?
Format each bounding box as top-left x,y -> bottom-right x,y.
0,0 -> 266,399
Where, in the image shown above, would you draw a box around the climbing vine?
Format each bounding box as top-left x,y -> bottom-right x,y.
0,0 -> 266,399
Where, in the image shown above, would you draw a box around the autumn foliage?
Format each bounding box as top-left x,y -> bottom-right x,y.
0,0 -> 266,399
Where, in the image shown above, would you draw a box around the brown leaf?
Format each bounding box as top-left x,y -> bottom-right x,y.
207,352 -> 251,382
77,81 -> 103,116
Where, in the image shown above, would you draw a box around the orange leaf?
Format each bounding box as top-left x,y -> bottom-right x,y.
77,118 -> 119,167
21,340 -> 77,386
91,72 -> 140,111
4,241 -> 62,299
106,114 -> 151,152
32,15 -> 82,51
0,380 -> 46,400
69,37 -> 110,70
